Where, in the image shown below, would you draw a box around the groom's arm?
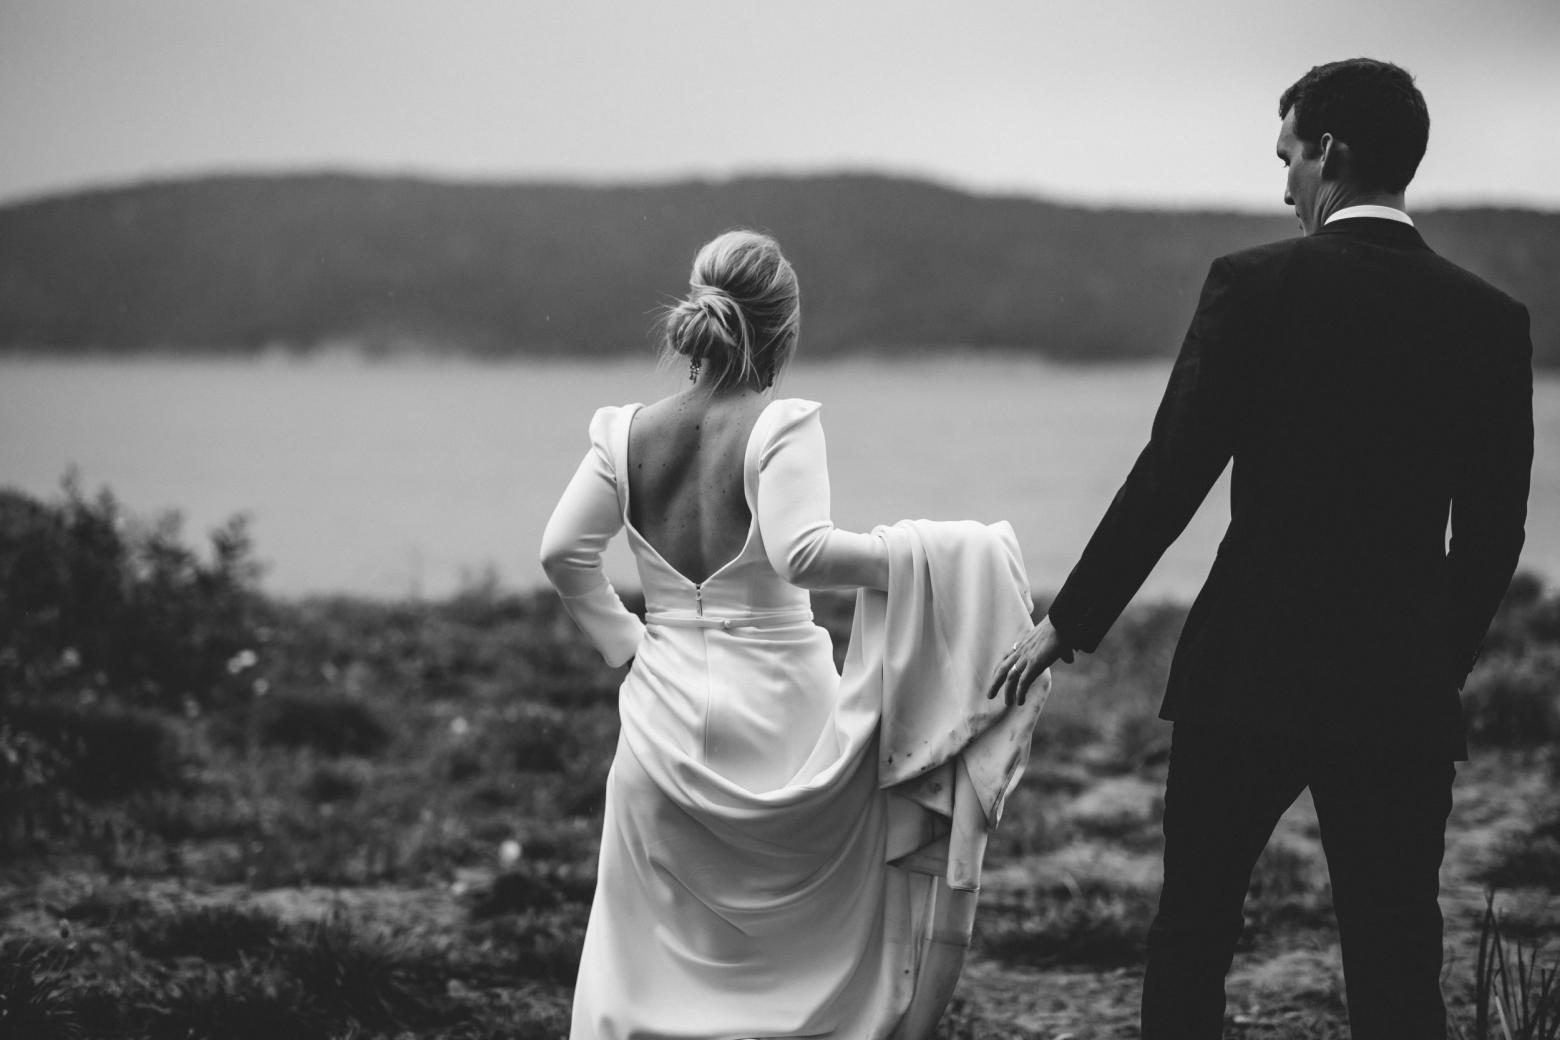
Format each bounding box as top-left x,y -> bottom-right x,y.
1047,256 -> 1249,654
1444,297 -> 1533,686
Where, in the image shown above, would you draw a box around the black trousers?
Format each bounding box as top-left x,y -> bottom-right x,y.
1140,722 -> 1456,1040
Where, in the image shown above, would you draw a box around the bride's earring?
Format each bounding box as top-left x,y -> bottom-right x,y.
689,356 -> 702,382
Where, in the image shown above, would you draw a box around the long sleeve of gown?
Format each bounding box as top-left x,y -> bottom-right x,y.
756,400 -> 890,591
539,407 -> 645,666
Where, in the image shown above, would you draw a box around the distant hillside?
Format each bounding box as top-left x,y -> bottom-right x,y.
1,173 -> 1556,365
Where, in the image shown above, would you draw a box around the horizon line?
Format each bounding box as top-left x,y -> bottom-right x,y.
5,162 -> 1559,217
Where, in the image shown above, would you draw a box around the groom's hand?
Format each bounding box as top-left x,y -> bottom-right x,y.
987,615 -> 1073,706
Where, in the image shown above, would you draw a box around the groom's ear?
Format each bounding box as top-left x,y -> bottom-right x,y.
1318,132 -> 1348,180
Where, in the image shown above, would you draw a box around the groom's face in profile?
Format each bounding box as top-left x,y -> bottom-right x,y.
1276,107 -> 1325,235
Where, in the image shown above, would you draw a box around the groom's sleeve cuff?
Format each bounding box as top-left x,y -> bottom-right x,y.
1046,608 -> 1092,657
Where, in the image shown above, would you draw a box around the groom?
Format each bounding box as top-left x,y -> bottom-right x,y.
995,58 -> 1533,1038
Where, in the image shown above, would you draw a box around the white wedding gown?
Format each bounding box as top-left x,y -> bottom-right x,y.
540,398 -> 1044,1040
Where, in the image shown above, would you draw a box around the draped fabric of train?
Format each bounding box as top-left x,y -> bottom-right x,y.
542,401 -> 1047,1040
856,519 -> 1051,1037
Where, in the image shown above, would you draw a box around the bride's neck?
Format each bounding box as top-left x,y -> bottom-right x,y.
688,375 -> 773,401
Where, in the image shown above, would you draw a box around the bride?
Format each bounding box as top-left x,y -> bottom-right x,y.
540,230 -> 1047,1039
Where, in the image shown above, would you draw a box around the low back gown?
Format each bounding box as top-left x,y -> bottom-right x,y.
541,398 -> 1006,1039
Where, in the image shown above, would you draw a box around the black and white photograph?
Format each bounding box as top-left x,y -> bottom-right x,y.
2,2 -> 1557,1037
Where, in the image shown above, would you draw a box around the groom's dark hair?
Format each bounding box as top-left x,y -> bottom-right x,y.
1279,58 -> 1429,194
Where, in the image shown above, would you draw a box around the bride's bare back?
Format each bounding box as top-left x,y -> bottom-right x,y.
627,389 -> 771,585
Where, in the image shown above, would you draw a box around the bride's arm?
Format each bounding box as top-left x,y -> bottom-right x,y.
757,401 -> 890,591
539,409 -> 645,666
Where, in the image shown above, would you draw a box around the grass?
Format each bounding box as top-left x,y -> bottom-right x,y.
934,994 -> 1045,1039
1459,893 -> 1560,1040
1240,840 -> 1335,939
0,896 -> 581,1039
128,903 -> 290,961
977,886 -> 1155,968
0,941 -> 81,1040
4,480 -> 1560,1037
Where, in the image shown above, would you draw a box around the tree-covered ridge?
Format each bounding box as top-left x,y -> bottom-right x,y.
2,172 -> 1556,364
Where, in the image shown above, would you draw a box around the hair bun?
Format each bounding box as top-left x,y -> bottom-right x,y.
671,285 -> 751,359
659,230 -> 801,390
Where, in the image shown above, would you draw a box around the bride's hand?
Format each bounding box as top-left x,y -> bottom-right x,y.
987,615 -> 1073,706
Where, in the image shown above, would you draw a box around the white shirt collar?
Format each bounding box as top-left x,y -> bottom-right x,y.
1325,205 -> 1414,227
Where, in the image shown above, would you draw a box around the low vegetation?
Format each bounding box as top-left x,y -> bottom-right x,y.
1460,894 -> 1560,1040
3,480 -> 1558,1038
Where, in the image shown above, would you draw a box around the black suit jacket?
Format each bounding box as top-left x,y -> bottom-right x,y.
1047,217 -> 1534,759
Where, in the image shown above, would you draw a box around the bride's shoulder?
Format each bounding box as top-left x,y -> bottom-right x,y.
765,396 -> 823,425
753,398 -> 825,466
583,402 -> 643,446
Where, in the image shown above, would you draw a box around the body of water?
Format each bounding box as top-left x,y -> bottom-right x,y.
3,355 -> 1557,602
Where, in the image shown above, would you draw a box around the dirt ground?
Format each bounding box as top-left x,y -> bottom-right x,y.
5,749 -> 1554,1039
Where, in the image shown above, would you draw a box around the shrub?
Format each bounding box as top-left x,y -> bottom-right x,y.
1481,806 -> 1560,893
130,905 -> 288,961
0,720 -> 74,849
468,863 -> 597,919
1464,574 -> 1560,747
1,702 -> 185,853
257,692 -> 390,757
1464,648 -> 1560,746
1484,574 -> 1560,655
0,477 -> 263,710
3,701 -> 183,799
1,480 -> 262,848
302,759 -> 368,803
508,704 -> 571,773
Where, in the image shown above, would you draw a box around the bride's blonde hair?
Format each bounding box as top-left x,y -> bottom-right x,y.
661,230 -> 800,391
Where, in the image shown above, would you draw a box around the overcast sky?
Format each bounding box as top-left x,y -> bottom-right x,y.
3,0 -> 1557,211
